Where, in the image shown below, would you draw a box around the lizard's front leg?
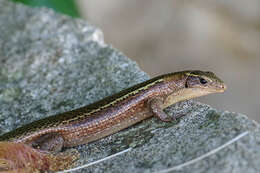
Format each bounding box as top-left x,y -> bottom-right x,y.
148,97 -> 185,121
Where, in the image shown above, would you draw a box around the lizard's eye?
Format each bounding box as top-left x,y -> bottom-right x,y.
199,78 -> 207,84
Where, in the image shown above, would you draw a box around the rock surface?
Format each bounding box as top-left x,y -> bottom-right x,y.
0,1 -> 259,173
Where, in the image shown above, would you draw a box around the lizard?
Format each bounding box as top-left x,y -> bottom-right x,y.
0,70 -> 227,172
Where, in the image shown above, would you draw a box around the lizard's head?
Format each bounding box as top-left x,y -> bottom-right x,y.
185,70 -> 227,93
158,70 -> 227,108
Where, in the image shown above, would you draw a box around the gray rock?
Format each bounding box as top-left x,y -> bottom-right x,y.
0,1 -> 259,173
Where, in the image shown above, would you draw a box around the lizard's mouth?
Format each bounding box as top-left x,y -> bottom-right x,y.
215,83 -> 227,93
199,83 -> 227,93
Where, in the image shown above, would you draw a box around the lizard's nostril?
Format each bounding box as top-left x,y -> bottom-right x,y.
222,84 -> 227,90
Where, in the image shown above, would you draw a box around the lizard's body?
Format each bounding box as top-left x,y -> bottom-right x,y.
0,70 -> 226,171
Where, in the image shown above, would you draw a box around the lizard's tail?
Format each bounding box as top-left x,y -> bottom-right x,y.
0,142 -> 79,173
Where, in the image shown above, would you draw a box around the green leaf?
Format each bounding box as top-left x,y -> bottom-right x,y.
11,0 -> 80,18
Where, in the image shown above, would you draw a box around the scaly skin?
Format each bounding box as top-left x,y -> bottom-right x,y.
0,70 -> 226,152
